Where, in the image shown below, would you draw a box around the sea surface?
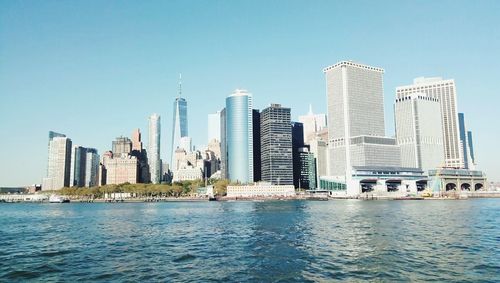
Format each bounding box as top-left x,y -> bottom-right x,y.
0,199 -> 498,282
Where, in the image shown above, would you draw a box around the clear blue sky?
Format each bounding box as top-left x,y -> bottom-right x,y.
1,0 -> 499,186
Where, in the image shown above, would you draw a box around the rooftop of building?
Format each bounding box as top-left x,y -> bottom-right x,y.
396,77 -> 455,90
228,89 -> 251,97
323,60 -> 384,73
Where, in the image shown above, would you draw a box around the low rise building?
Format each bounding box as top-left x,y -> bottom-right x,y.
227,183 -> 295,198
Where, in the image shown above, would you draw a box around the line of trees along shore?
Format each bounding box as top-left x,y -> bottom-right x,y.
48,179 -> 233,198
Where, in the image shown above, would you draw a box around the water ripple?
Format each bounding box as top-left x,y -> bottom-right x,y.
0,200 -> 498,282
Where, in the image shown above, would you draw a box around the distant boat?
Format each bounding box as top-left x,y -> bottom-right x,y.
49,195 -> 70,203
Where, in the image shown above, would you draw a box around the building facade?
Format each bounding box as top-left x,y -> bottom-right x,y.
395,93 -> 444,173
396,77 -> 462,168
227,183 -> 295,198
324,61 -> 402,196
85,148 -> 99,187
260,104 -> 293,185
43,133 -> 72,190
148,113 -> 161,183
225,89 -> 254,183
207,111 -> 221,143
298,104 -> 327,144
171,95 -> 188,172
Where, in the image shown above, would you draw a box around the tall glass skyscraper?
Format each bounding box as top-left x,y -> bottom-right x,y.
43,131 -> 72,190
225,89 -> 253,183
149,113 -> 161,183
171,76 -> 188,171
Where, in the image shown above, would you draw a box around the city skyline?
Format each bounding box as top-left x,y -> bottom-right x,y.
1,1 -> 500,186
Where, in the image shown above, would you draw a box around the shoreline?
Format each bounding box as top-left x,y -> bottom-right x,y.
1,193 -> 500,203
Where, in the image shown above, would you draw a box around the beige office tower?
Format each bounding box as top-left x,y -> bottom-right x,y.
394,93 -> 445,173
396,77 -> 463,168
131,128 -> 143,151
324,61 -> 400,187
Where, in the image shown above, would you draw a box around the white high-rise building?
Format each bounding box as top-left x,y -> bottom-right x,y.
324,61 -> 401,195
395,93 -> 444,173
149,113 -> 161,184
396,77 -> 462,168
43,133 -> 72,190
298,105 -> 327,144
207,111 -> 221,143
179,136 -> 192,153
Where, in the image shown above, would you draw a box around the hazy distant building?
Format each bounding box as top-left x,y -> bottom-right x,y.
179,136 -> 192,153
225,89 -> 254,183
395,93 -> 444,173
148,113 -> 161,183
298,105 -> 327,144
458,113 -> 476,169
43,132 -> 72,190
207,111 -> 221,143
397,77 -> 462,168
207,138 -> 221,159
171,76 -> 188,172
260,104 -> 293,185
220,108 -> 227,179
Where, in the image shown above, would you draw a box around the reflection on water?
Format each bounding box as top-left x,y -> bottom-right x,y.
0,200 -> 498,282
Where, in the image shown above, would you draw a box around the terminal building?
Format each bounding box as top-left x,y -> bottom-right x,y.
227,183 -> 295,198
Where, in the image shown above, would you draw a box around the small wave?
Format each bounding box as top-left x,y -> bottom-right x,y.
39,249 -> 74,257
3,270 -> 41,280
173,254 -> 196,262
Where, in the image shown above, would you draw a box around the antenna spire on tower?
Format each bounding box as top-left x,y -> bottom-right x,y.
178,73 -> 182,98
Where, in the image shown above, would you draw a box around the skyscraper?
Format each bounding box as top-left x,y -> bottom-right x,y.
70,145 -> 87,187
467,130 -> 475,168
171,75 -> 188,172
149,113 -> 161,184
395,93 -> 444,173
252,109 -> 261,182
207,111 -> 221,143
85,148 -> 99,187
291,121 -> 305,188
220,108 -> 227,179
298,104 -> 327,144
131,128 -> 143,152
225,89 -> 253,183
43,132 -> 72,190
397,77 -> 462,168
260,104 -> 293,185
324,61 -> 400,181
112,137 -> 132,156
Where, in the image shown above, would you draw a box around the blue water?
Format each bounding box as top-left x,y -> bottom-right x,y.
0,199 -> 498,282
